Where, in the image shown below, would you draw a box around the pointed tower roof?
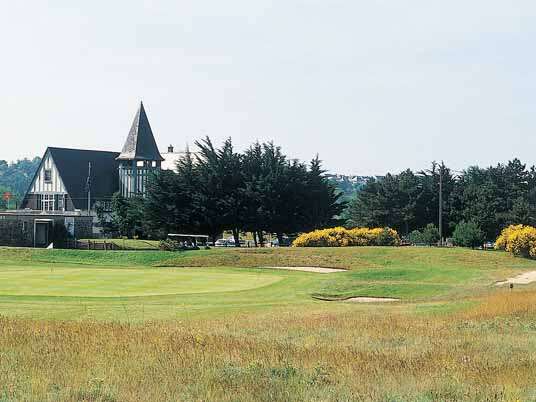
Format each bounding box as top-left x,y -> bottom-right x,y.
116,102 -> 164,161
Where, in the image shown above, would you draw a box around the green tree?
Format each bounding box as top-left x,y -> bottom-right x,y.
195,137 -> 246,246
452,221 -> 485,249
109,193 -> 145,238
0,185 -> 9,209
0,157 -> 41,202
346,177 -> 386,228
421,223 -> 440,246
417,161 -> 457,237
409,229 -> 424,245
455,166 -> 498,240
302,155 -> 345,231
346,169 -> 426,235
144,169 -> 187,237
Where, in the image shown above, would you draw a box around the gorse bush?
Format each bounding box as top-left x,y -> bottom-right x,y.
292,227 -> 400,247
495,224 -> 536,258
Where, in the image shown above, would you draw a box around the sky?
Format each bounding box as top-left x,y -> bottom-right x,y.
1,1 -> 536,175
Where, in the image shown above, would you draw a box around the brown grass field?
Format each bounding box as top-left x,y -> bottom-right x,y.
1,246 -> 536,401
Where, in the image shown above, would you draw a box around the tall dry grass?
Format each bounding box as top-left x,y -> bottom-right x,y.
1,291 -> 536,401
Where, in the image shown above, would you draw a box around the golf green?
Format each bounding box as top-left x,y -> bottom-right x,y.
0,266 -> 283,297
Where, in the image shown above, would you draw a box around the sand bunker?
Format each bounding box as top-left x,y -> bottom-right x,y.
496,271 -> 536,286
345,297 -> 400,303
263,266 -> 346,273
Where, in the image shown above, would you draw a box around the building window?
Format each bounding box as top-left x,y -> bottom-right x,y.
43,194 -> 55,211
44,169 -> 52,183
58,194 -> 66,211
102,201 -> 112,212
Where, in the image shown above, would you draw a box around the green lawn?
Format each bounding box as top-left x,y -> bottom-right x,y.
0,266 -> 282,297
0,246 -> 535,321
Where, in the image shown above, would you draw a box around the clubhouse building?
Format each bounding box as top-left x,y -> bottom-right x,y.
0,102 -> 179,247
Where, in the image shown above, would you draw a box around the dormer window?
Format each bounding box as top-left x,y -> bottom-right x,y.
44,169 -> 52,183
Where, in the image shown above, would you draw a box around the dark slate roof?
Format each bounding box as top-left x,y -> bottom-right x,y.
116,102 -> 164,161
48,147 -> 120,209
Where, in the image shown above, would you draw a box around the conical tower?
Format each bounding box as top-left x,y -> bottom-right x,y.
117,102 -> 163,197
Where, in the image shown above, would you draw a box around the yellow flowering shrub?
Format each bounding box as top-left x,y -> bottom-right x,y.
495,224 -> 536,257
292,227 -> 400,247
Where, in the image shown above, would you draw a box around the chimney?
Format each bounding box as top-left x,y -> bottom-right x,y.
167,144 -> 174,153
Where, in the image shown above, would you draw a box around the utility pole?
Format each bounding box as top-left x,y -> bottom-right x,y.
438,162 -> 443,247
86,162 -> 92,215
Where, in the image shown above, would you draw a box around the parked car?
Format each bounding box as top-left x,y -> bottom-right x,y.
484,241 -> 495,249
226,238 -> 235,247
214,239 -> 229,247
271,236 -> 292,247
215,238 -> 246,247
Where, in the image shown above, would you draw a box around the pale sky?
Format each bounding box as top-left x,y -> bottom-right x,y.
1,1 -> 536,175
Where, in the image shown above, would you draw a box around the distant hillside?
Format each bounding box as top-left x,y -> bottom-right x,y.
326,174 -> 382,202
0,157 -> 41,208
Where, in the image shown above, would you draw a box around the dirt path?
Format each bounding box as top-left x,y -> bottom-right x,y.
262,266 -> 346,273
496,271 -> 536,286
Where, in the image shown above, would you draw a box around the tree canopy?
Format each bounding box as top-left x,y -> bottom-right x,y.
346,159 -> 536,241
0,157 -> 41,208
110,137 -> 345,243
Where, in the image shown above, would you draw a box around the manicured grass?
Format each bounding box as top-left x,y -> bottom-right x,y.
2,246 -> 536,400
0,246 -> 535,321
0,266 -> 282,297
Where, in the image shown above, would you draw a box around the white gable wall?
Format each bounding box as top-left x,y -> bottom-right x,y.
29,150 -> 67,194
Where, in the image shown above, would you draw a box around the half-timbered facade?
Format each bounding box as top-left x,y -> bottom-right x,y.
21,147 -> 120,212
25,149 -> 68,211
20,102 -> 162,214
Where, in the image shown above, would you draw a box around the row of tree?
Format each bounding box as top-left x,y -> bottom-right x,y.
346,159 -> 536,241
0,157 -> 41,208
103,137 -> 344,244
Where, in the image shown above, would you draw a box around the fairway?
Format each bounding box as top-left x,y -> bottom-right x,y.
0,266 -> 283,297
1,246 -> 536,321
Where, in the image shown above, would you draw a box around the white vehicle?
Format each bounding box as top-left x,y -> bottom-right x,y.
214,239 -> 229,247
